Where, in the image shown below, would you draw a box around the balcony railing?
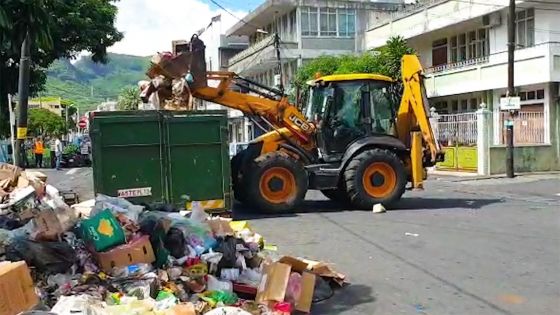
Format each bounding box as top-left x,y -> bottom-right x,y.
425,56 -> 490,74
228,34 -> 275,67
382,0 -> 449,24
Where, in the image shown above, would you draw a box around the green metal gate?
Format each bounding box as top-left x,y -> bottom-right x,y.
435,112 -> 478,172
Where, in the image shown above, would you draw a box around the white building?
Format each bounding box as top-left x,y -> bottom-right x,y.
366,0 -> 560,174
226,0 -> 404,91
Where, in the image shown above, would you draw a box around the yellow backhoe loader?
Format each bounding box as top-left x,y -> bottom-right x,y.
143,35 -> 444,212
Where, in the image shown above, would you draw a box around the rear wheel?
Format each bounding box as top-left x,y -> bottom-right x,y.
344,149 -> 406,209
245,152 -> 308,213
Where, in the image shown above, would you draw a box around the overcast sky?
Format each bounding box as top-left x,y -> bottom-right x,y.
108,0 -> 256,56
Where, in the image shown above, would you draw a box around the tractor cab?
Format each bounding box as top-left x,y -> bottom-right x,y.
304,74 -> 400,162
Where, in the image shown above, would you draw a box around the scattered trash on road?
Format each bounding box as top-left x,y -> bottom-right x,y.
0,163 -> 348,314
372,203 -> 386,214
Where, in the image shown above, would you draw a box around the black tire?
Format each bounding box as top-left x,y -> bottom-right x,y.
231,150 -> 248,203
344,149 -> 406,209
245,152 -> 308,213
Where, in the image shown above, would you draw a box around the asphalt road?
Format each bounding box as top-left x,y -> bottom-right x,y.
42,168 -> 560,315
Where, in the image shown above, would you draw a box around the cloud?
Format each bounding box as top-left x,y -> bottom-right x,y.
109,0 -> 246,56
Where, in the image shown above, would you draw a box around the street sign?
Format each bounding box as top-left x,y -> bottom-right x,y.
500,97 -> 521,110
78,119 -> 87,129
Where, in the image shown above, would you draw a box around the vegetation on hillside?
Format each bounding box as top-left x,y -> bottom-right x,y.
0,0 -> 122,137
44,54 -> 150,111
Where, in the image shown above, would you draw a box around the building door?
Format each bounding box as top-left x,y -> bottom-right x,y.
432,38 -> 448,67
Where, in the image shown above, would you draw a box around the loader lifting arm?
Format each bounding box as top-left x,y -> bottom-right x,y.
191,71 -> 315,147
396,55 -> 444,188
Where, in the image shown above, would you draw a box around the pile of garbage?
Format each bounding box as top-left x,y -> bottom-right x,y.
0,164 -> 346,315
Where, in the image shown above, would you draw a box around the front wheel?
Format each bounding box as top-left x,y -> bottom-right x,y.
245,152 -> 308,213
344,149 -> 407,210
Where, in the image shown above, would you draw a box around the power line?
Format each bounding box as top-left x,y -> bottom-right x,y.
208,0 -> 261,29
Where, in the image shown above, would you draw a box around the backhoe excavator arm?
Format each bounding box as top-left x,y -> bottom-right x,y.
396,55 -> 444,188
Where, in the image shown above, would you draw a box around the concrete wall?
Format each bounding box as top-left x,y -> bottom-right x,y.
489,82 -> 560,174
301,37 -> 355,50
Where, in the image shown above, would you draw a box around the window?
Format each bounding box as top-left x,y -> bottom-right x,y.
468,31 -> 477,59
301,7 -> 318,36
320,8 -> 337,36
537,89 -> 545,99
449,29 -> 489,63
450,36 -> 458,62
301,7 -> 355,37
338,9 -> 355,37
458,34 -> 467,62
432,38 -> 448,66
516,8 -> 535,48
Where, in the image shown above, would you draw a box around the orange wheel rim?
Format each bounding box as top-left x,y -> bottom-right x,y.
362,162 -> 397,198
259,167 -> 296,204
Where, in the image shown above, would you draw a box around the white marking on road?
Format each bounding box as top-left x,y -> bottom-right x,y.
556,193 -> 560,197
405,232 -> 419,237
66,168 -> 79,175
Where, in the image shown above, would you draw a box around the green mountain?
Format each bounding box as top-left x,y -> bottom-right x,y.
43,53 -> 151,110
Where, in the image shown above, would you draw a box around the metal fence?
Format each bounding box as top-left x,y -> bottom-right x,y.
435,112 -> 478,146
498,111 -> 545,145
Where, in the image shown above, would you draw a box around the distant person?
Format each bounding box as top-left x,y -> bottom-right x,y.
48,137 -> 56,168
33,137 -> 44,168
54,135 -> 63,170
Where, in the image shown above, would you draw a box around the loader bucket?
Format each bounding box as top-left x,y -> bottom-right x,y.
149,34 -> 208,89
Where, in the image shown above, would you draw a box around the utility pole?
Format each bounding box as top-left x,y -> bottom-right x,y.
14,33 -> 31,167
505,0 -> 516,178
274,33 -> 284,94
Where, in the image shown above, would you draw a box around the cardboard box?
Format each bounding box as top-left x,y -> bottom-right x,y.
0,261 -> 39,315
34,209 -> 64,241
93,235 -> 155,272
256,261 -> 316,313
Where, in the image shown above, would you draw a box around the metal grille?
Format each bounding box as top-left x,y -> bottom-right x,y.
435,112 -> 478,146
499,111 -> 545,144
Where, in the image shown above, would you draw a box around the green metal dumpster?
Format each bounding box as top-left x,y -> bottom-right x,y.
90,110 -> 231,212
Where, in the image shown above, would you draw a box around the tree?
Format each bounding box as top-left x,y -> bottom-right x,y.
117,87 -> 141,111
28,108 -> 65,136
292,36 -> 415,91
0,0 -> 123,137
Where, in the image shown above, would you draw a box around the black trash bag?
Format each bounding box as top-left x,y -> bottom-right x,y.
6,239 -> 77,274
139,215 -> 170,268
0,215 -> 25,230
215,236 -> 238,269
165,227 -> 186,258
313,276 -> 334,303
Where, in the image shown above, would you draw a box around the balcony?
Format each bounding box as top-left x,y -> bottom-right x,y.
425,56 -> 489,74
227,35 -> 298,75
366,0 -> 511,49
424,42 -> 560,98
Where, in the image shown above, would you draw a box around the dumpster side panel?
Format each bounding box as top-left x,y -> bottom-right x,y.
165,113 -> 231,211
91,114 -> 166,204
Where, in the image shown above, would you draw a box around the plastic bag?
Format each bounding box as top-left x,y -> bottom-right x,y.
92,194 -> 144,222
6,239 -> 77,274
216,236 -> 238,269
285,273 -> 302,304
190,201 -> 208,223
50,294 -> 95,315
207,275 -> 233,292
